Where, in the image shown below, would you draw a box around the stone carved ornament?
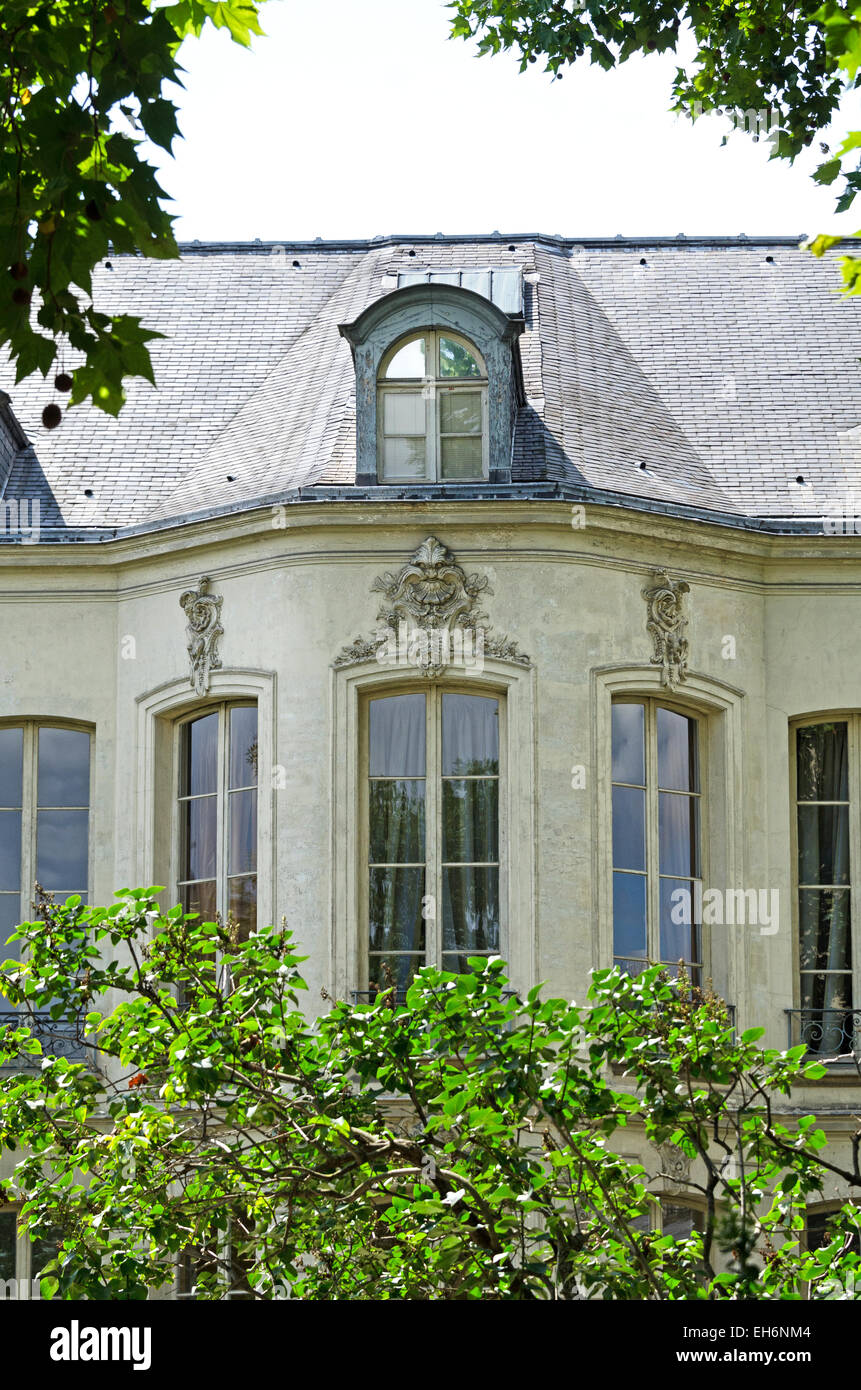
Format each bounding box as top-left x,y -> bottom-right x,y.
641,569 -> 690,688
335,535 -> 530,677
180,575 -> 224,697
654,1142 -> 692,1194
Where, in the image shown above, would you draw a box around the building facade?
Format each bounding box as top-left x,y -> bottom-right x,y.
1,232 -> 860,1276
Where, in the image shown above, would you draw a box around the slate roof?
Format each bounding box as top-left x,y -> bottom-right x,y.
1,233 -> 859,538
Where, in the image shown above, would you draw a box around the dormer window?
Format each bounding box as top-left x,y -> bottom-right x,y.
340,281 -> 524,488
378,331 -> 487,482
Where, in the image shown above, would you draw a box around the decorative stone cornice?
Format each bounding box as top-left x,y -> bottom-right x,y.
179,575 -> 223,696
335,535 -> 530,677
642,569 -> 690,688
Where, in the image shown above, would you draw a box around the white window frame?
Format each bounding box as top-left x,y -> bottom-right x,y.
377,330 -> 489,484
331,658 -> 536,1001
0,718 -> 94,943
134,670 -> 276,933
790,712 -> 861,1027
359,681 -> 504,992
174,699 -> 259,938
593,664 -> 745,1009
610,695 -> 707,978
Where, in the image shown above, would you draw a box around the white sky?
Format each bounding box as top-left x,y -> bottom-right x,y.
152,0 -> 859,242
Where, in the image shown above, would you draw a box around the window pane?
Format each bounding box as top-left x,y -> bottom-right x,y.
442,779 -> 498,863
662,1205 -> 704,1240
442,695 -> 498,774
0,1212 -> 15,1283
799,889 -> 851,972
613,872 -> 646,961
611,703 -> 644,785
797,722 -> 849,802
0,894 -> 20,963
0,811 -> 21,892
439,336 -> 481,379
369,867 -> 425,953
369,780 -> 425,864
369,695 -> 426,777
180,714 -> 218,797
660,878 -> 701,964
382,436 -> 427,479
229,707 -> 258,789
368,952 -> 422,997
659,793 -> 700,877
612,786 -> 645,872
798,804 -> 850,884
228,789 -> 257,876
36,809 -> 88,891
384,336 -> 426,379
442,866 -> 499,953
0,728 -> 23,807
383,391 -> 425,435
181,879 -> 217,923
440,436 -> 482,479
30,1228 -> 63,1285
440,391 -> 481,434
37,728 -> 90,806
181,796 -> 217,882
800,970 -> 854,1018
657,708 -> 698,792
228,875 -> 257,942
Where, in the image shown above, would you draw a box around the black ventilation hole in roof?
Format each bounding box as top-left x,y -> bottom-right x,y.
796,475 -> 805,484
226,475 -> 236,482
292,259 -> 300,267
639,257 -> 647,265
84,489 -> 93,497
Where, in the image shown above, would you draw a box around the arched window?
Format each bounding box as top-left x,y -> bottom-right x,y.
611,697 -> 703,985
377,330 -> 488,482
362,686 -> 501,997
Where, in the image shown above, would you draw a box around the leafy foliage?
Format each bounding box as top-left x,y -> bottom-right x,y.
0,1 -> 267,416
448,0 -> 861,289
1,888 -> 860,1299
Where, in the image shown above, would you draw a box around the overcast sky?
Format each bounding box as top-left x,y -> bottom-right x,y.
153,0 -> 857,243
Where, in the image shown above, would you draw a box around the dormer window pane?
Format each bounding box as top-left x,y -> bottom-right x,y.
384,336 -> 427,379
440,391 -> 481,434
384,392 -> 425,435
382,438 -> 427,479
441,436 -> 482,479
439,336 -> 481,378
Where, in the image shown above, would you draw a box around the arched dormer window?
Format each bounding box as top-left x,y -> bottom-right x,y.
378,330 -> 487,482
339,282 -> 524,487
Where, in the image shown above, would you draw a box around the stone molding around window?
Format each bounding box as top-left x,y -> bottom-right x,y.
334,535 -> 530,678
339,283 -> 524,487
641,569 -> 690,689
134,670 -> 276,932
179,575 -> 224,697
329,658 -> 537,1005
591,664 -> 746,1013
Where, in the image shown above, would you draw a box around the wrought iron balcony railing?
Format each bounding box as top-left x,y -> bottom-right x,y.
0,1011 -> 88,1063
785,1008 -> 861,1062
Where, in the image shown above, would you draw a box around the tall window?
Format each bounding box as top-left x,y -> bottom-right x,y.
0,724 -> 91,971
177,704 -> 258,941
377,330 -> 487,482
365,690 -> 500,996
794,720 -> 854,1052
0,1210 -> 62,1295
611,700 -> 702,984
